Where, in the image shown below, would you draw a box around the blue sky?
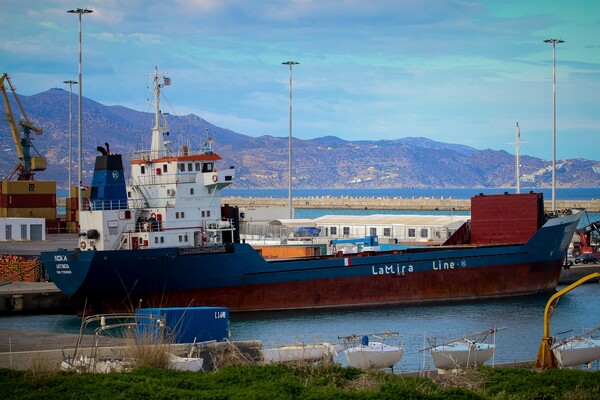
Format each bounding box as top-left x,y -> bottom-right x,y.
2,0 -> 599,160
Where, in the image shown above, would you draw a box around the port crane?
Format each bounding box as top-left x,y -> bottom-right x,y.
0,72 -> 46,180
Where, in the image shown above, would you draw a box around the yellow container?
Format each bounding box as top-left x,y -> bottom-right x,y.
1,180 -> 56,195
252,245 -> 321,259
66,221 -> 78,233
6,207 -> 56,219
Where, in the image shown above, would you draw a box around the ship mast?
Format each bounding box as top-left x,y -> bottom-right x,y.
515,122 -> 521,194
150,66 -> 169,160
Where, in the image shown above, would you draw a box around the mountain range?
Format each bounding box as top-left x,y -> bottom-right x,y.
1,88 -> 599,190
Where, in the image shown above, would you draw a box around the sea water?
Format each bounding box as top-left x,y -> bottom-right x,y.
2,283 -> 599,372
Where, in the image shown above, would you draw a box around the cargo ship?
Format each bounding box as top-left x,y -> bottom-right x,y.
40,68 -> 583,314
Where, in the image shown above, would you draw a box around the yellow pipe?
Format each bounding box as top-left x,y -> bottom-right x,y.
535,272 -> 600,368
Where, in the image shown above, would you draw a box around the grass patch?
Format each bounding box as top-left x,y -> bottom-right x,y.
1,364 -> 600,399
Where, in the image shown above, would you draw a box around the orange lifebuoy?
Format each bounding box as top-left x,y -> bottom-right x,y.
81,241 -> 86,249
212,174 -> 218,183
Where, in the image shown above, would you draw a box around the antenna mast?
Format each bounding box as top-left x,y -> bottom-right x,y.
515,122 -> 521,194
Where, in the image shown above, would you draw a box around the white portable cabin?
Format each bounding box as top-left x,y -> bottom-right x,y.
0,218 -> 46,241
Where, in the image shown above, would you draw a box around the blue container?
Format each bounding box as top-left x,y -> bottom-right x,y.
136,307 -> 229,343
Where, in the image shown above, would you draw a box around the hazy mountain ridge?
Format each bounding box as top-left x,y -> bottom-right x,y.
1,88 -> 599,190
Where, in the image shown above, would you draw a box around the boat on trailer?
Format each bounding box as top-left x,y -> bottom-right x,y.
422,328 -> 502,372
262,342 -> 339,364
552,327 -> 600,368
340,332 -> 403,370
40,67 -> 583,315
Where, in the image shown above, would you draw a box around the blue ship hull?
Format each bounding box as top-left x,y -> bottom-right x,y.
41,210 -> 580,313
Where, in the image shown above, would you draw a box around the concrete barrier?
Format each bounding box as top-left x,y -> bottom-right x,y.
223,196 -> 600,212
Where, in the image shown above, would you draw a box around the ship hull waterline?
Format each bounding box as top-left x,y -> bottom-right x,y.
41,210 -> 580,314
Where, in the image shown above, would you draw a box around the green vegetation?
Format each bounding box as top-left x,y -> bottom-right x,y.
1,364 -> 600,399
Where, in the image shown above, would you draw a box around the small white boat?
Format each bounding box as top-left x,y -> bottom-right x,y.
263,343 -> 339,364
168,353 -> 204,372
429,338 -> 495,370
340,332 -> 403,370
423,327 -> 502,372
552,328 -> 600,368
61,356 -> 128,374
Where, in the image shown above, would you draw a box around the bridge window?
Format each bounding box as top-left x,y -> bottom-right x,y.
330,227 -> 337,235
420,228 -> 428,238
343,227 -> 350,236
178,163 -> 185,172
408,228 -> 416,238
187,163 -> 193,171
384,228 -> 391,236
140,166 -> 145,174
195,163 -> 201,171
202,163 -> 213,173
369,227 -> 377,236
163,164 -> 168,173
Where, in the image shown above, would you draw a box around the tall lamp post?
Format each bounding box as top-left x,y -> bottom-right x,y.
544,38 -> 564,212
68,8 -> 93,224
63,80 -> 77,196
282,61 -> 299,219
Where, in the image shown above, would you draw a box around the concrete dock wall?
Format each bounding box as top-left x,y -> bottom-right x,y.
223,196 -> 600,212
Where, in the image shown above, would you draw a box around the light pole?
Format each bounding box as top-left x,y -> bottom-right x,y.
68,8 -> 93,224
544,38 -> 564,211
282,61 -> 299,219
63,80 -> 77,195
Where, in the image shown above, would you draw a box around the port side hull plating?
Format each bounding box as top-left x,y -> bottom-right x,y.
41,211 -> 580,313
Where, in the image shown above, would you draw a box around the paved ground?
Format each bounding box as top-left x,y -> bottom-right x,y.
0,327 -> 124,353
0,234 -> 78,256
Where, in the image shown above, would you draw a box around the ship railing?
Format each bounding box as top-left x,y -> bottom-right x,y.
89,199 -> 129,211
127,172 -> 197,187
132,147 -> 216,161
127,198 -> 148,209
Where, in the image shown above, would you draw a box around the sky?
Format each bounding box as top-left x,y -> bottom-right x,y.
1,0 -> 599,161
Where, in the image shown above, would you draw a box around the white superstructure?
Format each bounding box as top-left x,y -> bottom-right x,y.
78,67 -> 235,252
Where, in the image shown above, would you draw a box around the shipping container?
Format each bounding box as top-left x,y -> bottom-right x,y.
470,192 -> 544,245
68,198 -> 78,211
46,220 -> 66,234
252,244 -> 324,259
1,193 -> 56,208
69,186 -> 79,198
4,207 -> 56,220
1,180 -> 56,195
65,221 -> 78,233
66,209 -> 78,222
136,307 -> 229,344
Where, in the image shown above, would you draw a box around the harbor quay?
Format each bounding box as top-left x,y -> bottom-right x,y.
222,196 -> 600,212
